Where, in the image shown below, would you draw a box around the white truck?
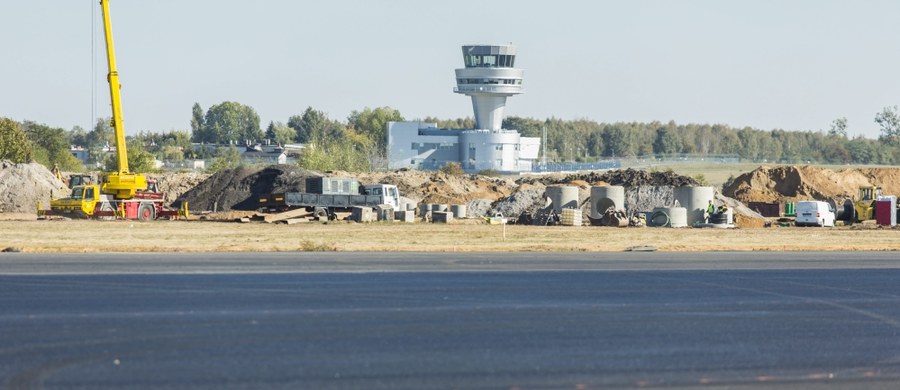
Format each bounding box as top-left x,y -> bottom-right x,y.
258,177 -> 400,220
794,200 -> 835,227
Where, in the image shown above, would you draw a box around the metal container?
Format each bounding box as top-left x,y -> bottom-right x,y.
590,186 -> 624,219
305,177 -> 359,195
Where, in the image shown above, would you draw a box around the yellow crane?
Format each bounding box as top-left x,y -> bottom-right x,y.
98,0 -> 147,199
41,1 -> 186,220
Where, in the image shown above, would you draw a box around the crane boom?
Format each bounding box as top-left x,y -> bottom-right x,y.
99,0 -> 146,199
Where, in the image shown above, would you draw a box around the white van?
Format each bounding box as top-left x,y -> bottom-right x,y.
795,201 -> 835,227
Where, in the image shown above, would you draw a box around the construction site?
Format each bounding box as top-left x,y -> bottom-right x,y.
2,158 -> 900,253
2,2 -> 898,252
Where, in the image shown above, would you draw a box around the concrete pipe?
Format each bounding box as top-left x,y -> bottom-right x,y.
650,207 -> 688,228
450,204 -> 467,219
546,185 -> 579,214
674,186 -> 715,226
590,186 -> 625,219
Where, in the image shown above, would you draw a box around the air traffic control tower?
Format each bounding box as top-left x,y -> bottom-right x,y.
386,44 -> 539,172
454,45 -> 523,130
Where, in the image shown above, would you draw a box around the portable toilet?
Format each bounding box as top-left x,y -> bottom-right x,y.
875,196 -> 897,226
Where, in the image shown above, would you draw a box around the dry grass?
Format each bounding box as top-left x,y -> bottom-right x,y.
1,220 -> 899,253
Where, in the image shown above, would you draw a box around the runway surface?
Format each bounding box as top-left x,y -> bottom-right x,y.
2,252 -> 900,389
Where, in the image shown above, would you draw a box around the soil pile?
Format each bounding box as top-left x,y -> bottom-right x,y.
0,160 -> 67,214
724,165 -> 900,204
354,170 -> 517,205
520,168 -> 700,187
153,171 -> 211,205
178,165 -> 319,211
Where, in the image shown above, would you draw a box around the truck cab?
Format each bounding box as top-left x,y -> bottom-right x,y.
361,184 -> 400,209
47,185 -> 101,218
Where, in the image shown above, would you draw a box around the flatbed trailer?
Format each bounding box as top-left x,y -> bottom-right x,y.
258,182 -> 400,220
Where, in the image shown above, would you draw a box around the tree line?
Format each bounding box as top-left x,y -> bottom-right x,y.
2,103 -> 899,173
500,107 -> 900,165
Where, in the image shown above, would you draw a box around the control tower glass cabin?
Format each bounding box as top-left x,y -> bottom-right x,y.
454,45 -> 524,131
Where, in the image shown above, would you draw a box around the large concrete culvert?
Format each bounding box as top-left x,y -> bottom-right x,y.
546,185 -> 579,213
590,185 -> 625,219
674,186 -> 715,226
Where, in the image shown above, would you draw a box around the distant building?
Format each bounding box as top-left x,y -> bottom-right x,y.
387,44 -> 540,172
241,145 -> 287,165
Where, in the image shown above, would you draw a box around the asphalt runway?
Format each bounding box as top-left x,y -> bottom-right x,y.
2,252 -> 900,389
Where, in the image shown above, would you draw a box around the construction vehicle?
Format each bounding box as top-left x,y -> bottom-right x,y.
39,0 -> 187,220
259,177 -> 400,220
843,185 -> 882,224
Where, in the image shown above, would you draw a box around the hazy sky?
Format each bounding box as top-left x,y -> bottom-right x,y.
3,1 -> 899,139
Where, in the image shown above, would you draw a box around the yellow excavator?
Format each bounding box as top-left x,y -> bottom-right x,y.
40,1 -> 186,220
844,185 -> 881,224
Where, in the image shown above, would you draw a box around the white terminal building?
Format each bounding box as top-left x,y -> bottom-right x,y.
387,44 -> 541,172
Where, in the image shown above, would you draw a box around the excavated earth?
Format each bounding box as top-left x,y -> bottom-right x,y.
0,160 -> 67,218
724,165 -> 900,206
16,162 -> 896,230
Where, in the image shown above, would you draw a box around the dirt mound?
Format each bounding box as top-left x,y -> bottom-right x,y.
520,168 -> 699,187
0,160 -> 68,214
355,170 -> 517,205
153,171 -> 211,206
724,165 -> 900,204
179,165 -> 319,211
179,166 -> 520,213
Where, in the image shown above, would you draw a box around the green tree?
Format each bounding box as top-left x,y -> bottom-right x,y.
347,106 -> 404,148
502,116 -> 543,137
602,126 -> 630,157
875,106 -> 900,145
67,125 -> 88,147
287,107 -> 343,145
86,118 -> 114,166
22,121 -> 82,171
265,121 -> 295,146
652,125 -> 680,155
190,102 -> 205,142
104,139 -> 156,173
828,117 -> 848,138
209,145 -> 242,171
202,101 -> 262,144
847,137 -> 874,163
0,118 -> 33,163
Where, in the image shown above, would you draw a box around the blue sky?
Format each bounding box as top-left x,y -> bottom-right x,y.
2,1 -> 899,139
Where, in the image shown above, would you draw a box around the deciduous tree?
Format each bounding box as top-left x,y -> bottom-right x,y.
0,118 -> 33,163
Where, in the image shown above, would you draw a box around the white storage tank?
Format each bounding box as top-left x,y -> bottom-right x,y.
591,186 -> 625,219
546,185 -> 579,213
674,186 -> 715,226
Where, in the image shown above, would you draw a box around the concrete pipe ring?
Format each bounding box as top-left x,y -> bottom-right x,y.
650,211 -> 670,227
